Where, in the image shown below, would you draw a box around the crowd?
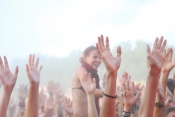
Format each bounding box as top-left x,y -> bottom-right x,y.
0,35 -> 175,117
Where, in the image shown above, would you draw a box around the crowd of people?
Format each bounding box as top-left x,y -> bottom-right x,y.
0,35 -> 175,117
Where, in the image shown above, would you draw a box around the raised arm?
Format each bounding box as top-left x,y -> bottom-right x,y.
82,73 -> 98,117
63,97 -> 73,117
160,49 -> 175,95
15,84 -> 28,117
138,36 -> 171,117
153,50 -> 175,117
96,35 -> 121,117
122,81 -> 140,117
0,56 -> 18,117
153,83 -> 165,117
24,54 -> 42,117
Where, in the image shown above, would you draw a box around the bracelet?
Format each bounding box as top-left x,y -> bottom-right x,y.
121,110 -> 131,117
103,92 -> 117,98
155,100 -> 164,108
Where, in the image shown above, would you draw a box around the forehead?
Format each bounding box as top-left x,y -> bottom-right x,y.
88,50 -> 99,56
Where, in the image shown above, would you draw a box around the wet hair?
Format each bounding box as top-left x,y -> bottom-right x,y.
167,78 -> 175,94
79,46 -> 96,63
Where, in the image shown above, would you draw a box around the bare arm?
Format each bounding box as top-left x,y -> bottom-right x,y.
153,83 -> 165,117
94,89 -> 103,97
14,84 -> 28,117
0,56 -> 18,117
138,37 -> 171,117
122,81 -> 141,117
82,73 -> 98,117
96,35 -> 121,117
24,54 -> 43,117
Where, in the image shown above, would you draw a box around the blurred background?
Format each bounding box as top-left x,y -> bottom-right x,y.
0,0 -> 175,92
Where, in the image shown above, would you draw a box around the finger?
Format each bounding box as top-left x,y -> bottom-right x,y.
39,65 -> 43,72
126,81 -> 130,91
147,44 -> 151,55
4,56 -> 9,69
96,43 -> 101,55
100,35 -> 105,52
13,66 -> 19,80
128,75 -> 131,82
86,73 -> 89,82
153,37 -> 159,49
0,56 -> 4,69
165,48 -> 172,58
169,49 -> 173,61
124,91 -> 127,98
161,39 -> 167,52
26,64 -> 29,73
131,82 -> 135,91
117,46 -> 121,57
157,36 -> 163,49
28,54 -> 31,66
32,54 -> 35,66
98,36 -> 103,53
163,49 -> 166,54
106,36 -> 110,51
35,57 -> 39,69
135,91 -> 141,100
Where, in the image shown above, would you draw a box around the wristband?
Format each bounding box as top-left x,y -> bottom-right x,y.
103,92 -> 117,98
155,100 -> 164,108
121,110 -> 131,117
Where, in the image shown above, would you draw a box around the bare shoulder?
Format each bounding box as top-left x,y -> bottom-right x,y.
76,66 -> 87,79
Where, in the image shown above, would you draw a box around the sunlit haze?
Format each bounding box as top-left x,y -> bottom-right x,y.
1,0 -> 175,89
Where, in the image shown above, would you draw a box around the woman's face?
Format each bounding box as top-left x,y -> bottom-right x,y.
84,50 -> 101,70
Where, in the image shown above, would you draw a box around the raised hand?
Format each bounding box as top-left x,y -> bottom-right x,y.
42,97 -> 54,117
39,90 -> 46,111
26,54 -> 42,84
63,97 -> 73,116
82,73 -> 96,95
161,49 -> 175,73
47,81 -> 57,97
147,37 -> 171,75
122,81 -> 140,111
17,84 -> 28,101
96,35 -> 121,74
0,56 -> 18,91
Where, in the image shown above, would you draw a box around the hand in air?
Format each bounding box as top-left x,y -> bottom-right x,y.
96,35 -> 121,74
0,56 -> 18,91
26,54 -> 42,85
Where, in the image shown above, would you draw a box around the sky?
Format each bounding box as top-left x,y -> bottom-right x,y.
1,0 -> 175,64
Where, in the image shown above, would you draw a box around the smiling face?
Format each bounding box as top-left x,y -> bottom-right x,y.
84,49 -> 101,70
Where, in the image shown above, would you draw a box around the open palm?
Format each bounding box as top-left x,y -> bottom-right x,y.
147,37 -> 171,72
26,54 -> 42,84
96,35 -> 121,74
0,56 -> 18,90
162,50 -> 175,72
82,73 -> 96,95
